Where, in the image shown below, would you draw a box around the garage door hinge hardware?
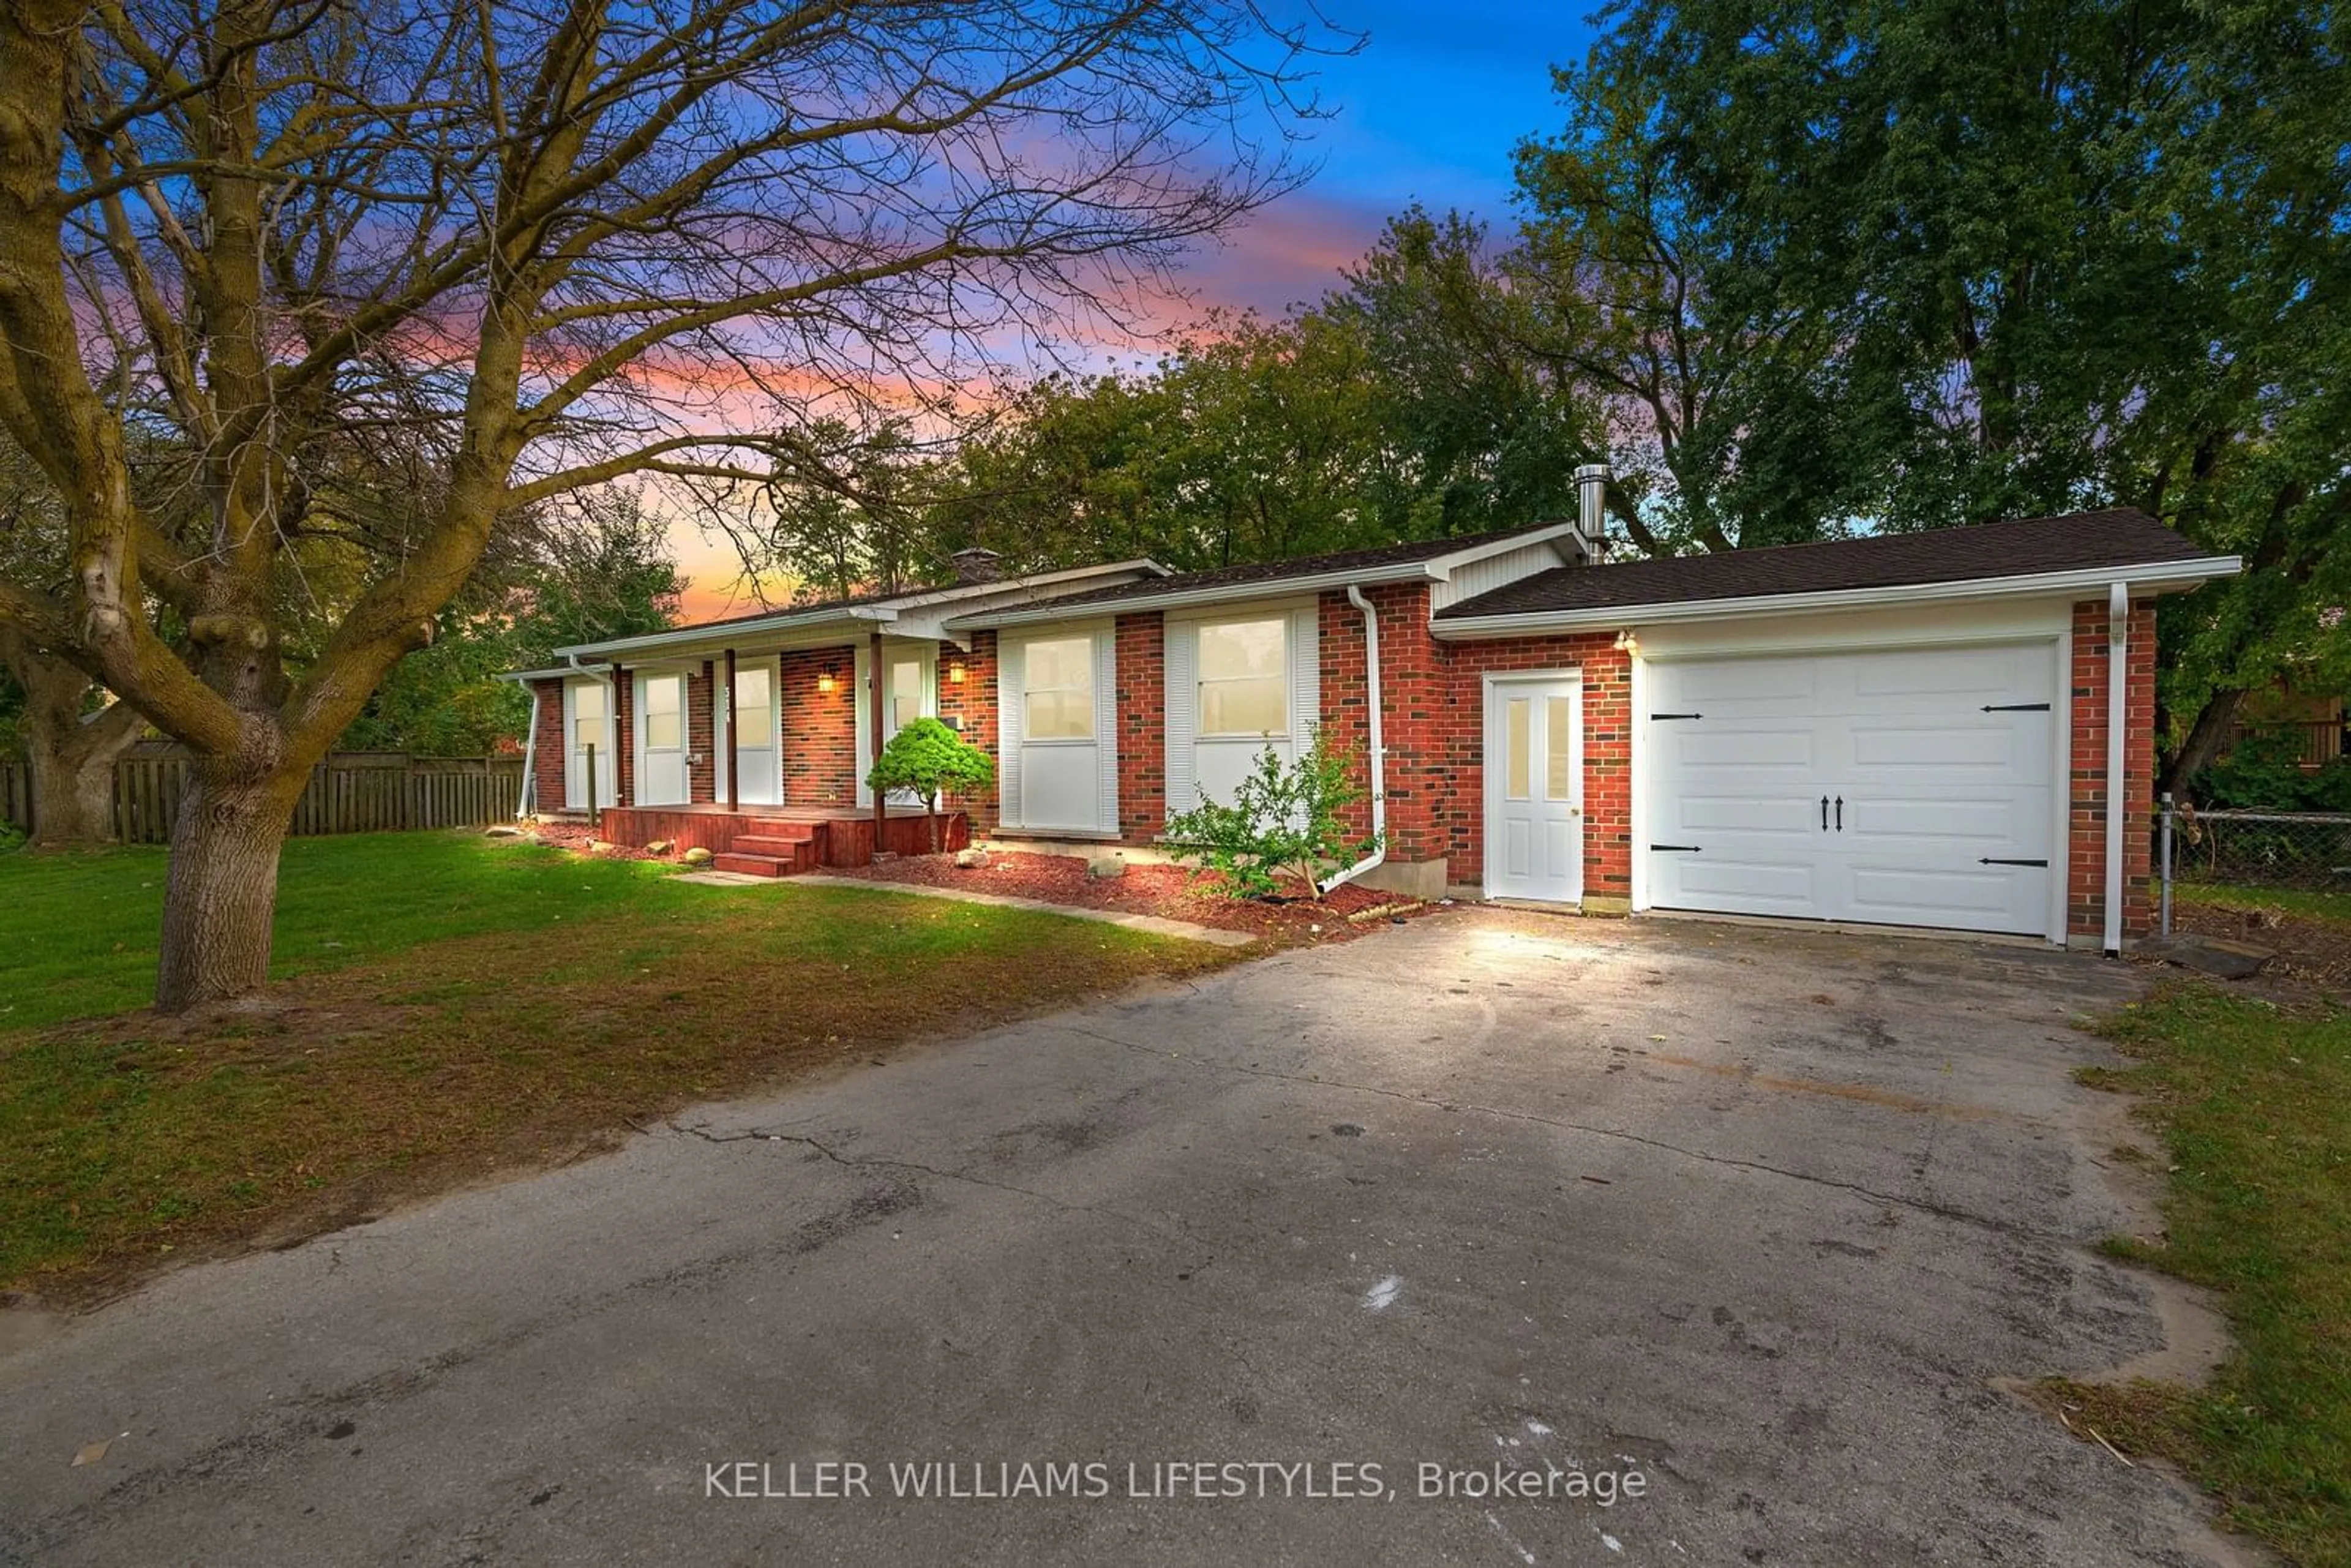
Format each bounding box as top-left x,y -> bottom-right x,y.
1980,702 -> 2051,711
1649,711 -> 1703,720
1651,844 -> 1703,852
1978,857 -> 2049,867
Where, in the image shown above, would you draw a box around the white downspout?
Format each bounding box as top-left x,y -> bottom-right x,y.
1319,585 -> 1389,895
516,683 -> 541,820
2104,581 -> 2129,957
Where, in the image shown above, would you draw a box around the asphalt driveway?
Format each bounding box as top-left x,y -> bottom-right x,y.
1,908 -> 2246,1566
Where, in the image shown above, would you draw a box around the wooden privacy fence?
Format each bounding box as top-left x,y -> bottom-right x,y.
1,750 -> 524,844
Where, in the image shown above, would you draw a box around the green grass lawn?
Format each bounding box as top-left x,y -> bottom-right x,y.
2065,985 -> 2351,1566
0,832 -> 1235,1299
2175,881 -> 2351,928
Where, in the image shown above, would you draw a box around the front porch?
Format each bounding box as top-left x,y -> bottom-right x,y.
591,802 -> 970,876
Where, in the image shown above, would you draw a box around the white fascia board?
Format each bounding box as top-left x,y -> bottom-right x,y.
1430,555 -> 2242,640
497,666 -> 594,684
1422,522 -> 1585,572
554,604 -> 898,660
947,560 -> 1447,631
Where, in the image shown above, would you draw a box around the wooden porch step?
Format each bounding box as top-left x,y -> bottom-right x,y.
745,819 -> 820,842
710,852 -> 800,878
731,834 -> 815,858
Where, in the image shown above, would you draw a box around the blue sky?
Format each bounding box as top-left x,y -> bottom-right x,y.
1170,0 -> 1601,317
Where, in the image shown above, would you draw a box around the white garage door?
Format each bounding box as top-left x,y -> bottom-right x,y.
1644,642 -> 2058,936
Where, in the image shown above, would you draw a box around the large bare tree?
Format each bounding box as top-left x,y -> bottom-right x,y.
0,0 -> 1327,1008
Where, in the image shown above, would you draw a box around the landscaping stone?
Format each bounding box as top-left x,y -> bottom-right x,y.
482,825 -> 521,838
645,839 -> 675,855
681,847 -> 714,867
1087,856 -> 1126,880
954,848 -> 989,869
586,839 -> 612,855
2145,933 -> 2274,980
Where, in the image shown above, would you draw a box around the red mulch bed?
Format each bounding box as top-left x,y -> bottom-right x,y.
832,850 -> 1433,943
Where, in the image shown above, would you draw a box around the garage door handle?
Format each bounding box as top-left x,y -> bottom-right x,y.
1820,795 -> 1829,830
1835,795 -> 1843,831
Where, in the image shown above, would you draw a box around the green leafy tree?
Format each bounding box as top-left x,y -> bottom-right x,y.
1162,727 -> 1373,901
864,718 -> 997,854
1542,0 -> 2351,781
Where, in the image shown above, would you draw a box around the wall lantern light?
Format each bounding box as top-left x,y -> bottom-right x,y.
948,661 -> 967,685
1613,629 -> 1640,658
817,667 -> 838,695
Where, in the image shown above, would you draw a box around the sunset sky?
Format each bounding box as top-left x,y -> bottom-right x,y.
670,1 -> 1603,614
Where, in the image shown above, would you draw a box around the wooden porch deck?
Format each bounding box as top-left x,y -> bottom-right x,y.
590,801 -> 969,875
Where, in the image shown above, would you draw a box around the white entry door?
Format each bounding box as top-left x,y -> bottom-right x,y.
1643,642 -> 2058,936
855,643 -> 936,807
634,670 -> 688,806
1484,674 -> 1584,902
563,678 -> 616,811
719,659 -> 780,806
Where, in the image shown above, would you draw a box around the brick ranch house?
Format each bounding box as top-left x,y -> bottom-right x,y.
508,474 -> 2238,953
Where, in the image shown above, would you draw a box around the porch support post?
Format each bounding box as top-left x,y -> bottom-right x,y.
869,629 -> 887,861
612,662 -> 629,808
725,647 -> 741,814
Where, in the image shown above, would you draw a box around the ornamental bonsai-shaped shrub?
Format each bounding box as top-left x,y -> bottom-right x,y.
1162,726 -> 1377,900
864,717 -> 997,853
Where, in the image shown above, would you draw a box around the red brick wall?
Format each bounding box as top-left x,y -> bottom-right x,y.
1317,585 -> 1450,864
687,661 -> 716,805
530,678 -> 566,812
2069,599 -> 2158,943
779,645 -> 858,804
1438,632 -> 1632,898
937,632 -> 1000,829
1115,614 -> 1167,838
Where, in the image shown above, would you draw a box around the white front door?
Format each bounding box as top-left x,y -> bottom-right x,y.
855,643 -> 936,807
634,671 -> 688,806
1643,642 -> 2058,936
1485,674 -> 1584,902
563,678 -> 616,811
719,659 -> 781,806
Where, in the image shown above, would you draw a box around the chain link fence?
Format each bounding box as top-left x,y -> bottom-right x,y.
2159,797 -> 2351,935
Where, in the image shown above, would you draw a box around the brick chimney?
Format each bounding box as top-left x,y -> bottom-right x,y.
951,547 -> 1003,585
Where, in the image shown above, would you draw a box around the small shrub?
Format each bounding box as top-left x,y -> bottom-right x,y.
1162,727 -> 1376,901
864,718 -> 996,853
2193,728 -> 2351,811
0,818 -> 23,855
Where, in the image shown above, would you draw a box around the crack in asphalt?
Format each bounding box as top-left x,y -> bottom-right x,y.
664,1120 -> 1213,1251
1050,1024 -> 2085,1250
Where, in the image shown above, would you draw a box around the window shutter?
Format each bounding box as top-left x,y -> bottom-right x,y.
1093,631 -> 1119,833
998,640 -> 1023,830
1289,604 -> 1320,752
1164,620 -> 1196,816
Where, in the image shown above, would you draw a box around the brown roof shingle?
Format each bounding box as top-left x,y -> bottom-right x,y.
1436,508 -> 2219,621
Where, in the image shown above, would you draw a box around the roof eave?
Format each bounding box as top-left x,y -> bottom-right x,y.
947,559 -> 1449,630
1431,555 -> 2243,640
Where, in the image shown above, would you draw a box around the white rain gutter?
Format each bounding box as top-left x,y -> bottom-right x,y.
2104,581 -> 2129,957
1318,585 -> 1388,895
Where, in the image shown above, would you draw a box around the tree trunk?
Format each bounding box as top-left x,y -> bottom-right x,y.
2,629 -> 145,847
155,768 -> 302,1012
26,740 -> 121,844
2159,687 -> 2247,799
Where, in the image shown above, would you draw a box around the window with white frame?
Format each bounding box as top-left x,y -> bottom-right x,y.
1022,636 -> 1095,740
643,675 -> 682,749
1196,617 -> 1286,737
572,681 -> 606,750
733,666 -> 773,746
